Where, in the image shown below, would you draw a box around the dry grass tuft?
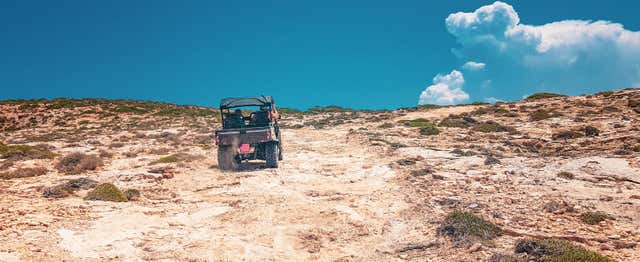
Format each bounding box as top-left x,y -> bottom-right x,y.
0,167 -> 48,180
55,152 -> 103,175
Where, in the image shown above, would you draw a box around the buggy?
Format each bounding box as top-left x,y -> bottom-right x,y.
214,96 -> 283,170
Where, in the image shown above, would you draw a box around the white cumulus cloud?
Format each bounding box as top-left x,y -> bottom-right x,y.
462,61 -> 486,70
419,70 -> 469,105
443,1 -> 640,98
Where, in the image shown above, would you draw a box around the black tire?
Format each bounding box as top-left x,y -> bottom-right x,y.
265,142 -> 279,168
218,145 -> 238,171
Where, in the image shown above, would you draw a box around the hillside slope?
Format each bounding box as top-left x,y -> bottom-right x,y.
1,90 -> 639,261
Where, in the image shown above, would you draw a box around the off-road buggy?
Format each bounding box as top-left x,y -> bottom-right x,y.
214,96 -> 283,170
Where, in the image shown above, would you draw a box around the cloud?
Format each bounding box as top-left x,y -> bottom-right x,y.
441,1 -> 640,100
419,70 -> 469,105
484,97 -> 503,103
462,61 -> 486,70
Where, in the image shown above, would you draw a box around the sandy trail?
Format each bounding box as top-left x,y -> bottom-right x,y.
53,128 -> 409,261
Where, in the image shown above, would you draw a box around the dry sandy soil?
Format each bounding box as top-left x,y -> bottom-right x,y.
0,90 -> 639,261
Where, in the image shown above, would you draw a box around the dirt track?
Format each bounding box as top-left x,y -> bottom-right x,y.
1,127 -> 412,261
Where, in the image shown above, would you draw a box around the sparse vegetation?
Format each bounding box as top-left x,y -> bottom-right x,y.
580,211 -> 612,225
525,93 -> 566,101
515,238 -> 613,262
0,167 -> 48,180
438,211 -> 502,243
55,152 -> 103,175
556,171 -> 575,180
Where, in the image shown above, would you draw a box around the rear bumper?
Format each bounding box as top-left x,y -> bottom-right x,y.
215,127 -> 276,145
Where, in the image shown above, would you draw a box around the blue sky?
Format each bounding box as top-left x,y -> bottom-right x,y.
1,1 -> 639,109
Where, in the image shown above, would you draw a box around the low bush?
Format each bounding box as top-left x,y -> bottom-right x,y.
151,153 -> 203,164
438,211 -> 502,243
472,121 -> 515,133
42,177 -> 98,198
439,114 -> 477,128
515,238 -> 612,262
580,211 -> 612,225
471,107 -> 510,116
55,152 -> 103,175
525,93 -> 566,101
0,167 -> 48,180
84,183 -> 128,202
552,130 -> 584,140
581,126 -> 600,137
401,118 -> 435,128
419,125 -> 440,136
123,189 -> 141,201
556,171 -> 575,180
0,142 -> 55,161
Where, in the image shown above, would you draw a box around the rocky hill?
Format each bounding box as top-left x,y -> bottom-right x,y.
1,90 -> 639,261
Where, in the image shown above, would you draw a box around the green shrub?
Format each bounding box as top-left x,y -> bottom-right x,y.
378,122 -> 394,129
515,238 -> 613,262
438,211 -> 502,242
525,93 -> 566,101
580,211 -> 612,225
472,121 -> 515,133
84,183 -> 128,202
401,118 -> 435,128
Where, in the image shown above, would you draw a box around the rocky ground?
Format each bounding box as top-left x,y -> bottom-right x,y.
0,90 -> 639,261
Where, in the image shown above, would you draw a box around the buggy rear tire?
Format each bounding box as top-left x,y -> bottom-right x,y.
265,142 -> 279,168
218,145 -> 238,171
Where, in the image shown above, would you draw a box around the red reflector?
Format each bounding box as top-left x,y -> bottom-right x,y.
239,144 -> 251,153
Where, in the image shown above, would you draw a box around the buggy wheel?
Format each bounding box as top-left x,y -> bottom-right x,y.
278,142 -> 283,161
218,145 -> 238,171
265,142 -> 279,168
